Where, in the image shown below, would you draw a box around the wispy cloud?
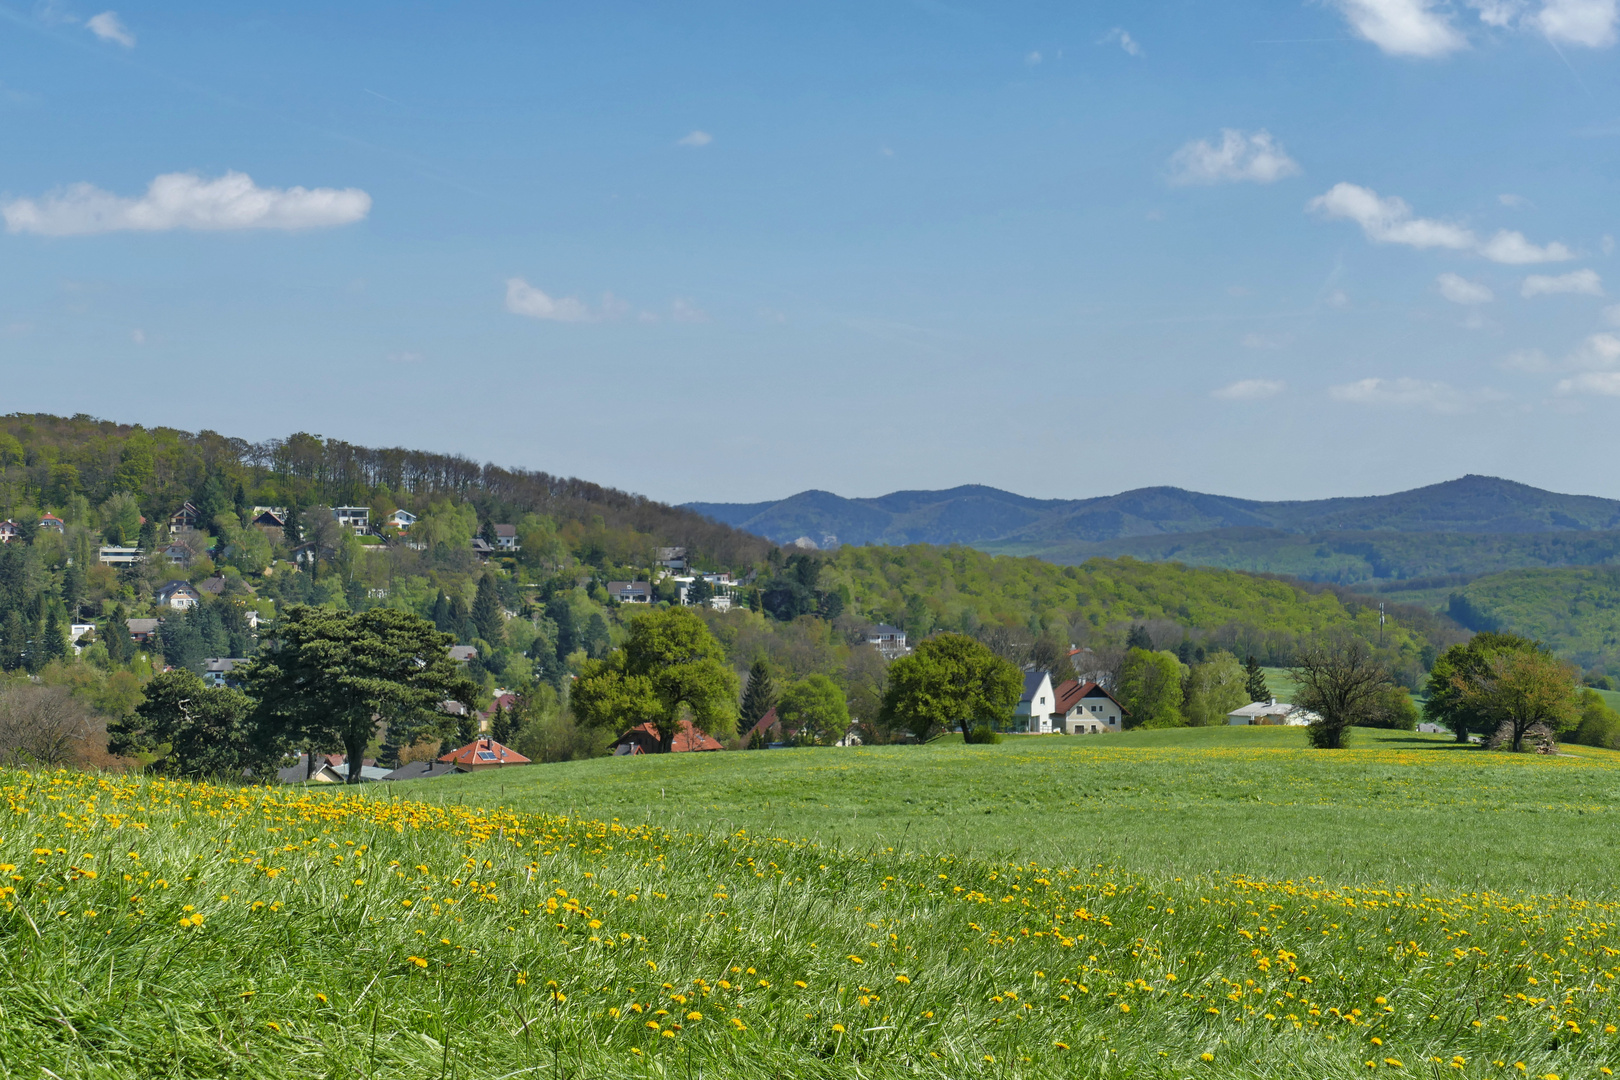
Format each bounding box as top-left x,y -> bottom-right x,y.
1308,183 -> 1574,264
1212,378 -> 1285,400
1522,268 -> 1603,296
1534,0 -> 1618,46
1100,27 -> 1144,56
670,299 -> 709,323
2,171 -> 370,235
504,279 -> 594,322
1169,130 -> 1301,185
1329,376 -> 1502,413
85,10 -> 134,46
677,130 -> 713,148
1329,0 -> 1467,56
1437,272 -> 1494,304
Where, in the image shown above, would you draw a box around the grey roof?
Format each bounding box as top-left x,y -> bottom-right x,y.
126,618 -> 159,634
1020,669 -> 1050,703
868,624 -> 904,637
203,657 -> 249,674
448,645 -> 478,663
382,761 -> 462,781
329,762 -> 392,782
156,579 -> 199,596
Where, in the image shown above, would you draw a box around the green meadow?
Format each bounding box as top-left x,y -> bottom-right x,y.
6,729 -> 1620,1079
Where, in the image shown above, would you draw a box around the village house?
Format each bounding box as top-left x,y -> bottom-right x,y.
1227,699 -> 1316,726
385,509 -> 416,531
126,618 -> 159,644
98,545 -> 142,566
333,506 -> 370,534
1052,679 -> 1127,734
155,580 -> 203,610
0,521 -> 19,544
169,502 -> 201,532
866,624 -> 909,659
655,546 -> 688,572
437,736 -> 531,772
493,523 -> 519,551
615,719 -> 724,754
470,537 -> 494,559
1014,670 -> 1058,733
606,581 -> 652,604
202,657 -> 250,688
36,513 -> 64,533
162,540 -> 196,567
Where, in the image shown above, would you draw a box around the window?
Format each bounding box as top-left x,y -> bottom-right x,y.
475,751 -> 497,761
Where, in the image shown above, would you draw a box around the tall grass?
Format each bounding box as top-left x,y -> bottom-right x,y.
3,768 -> 1619,1078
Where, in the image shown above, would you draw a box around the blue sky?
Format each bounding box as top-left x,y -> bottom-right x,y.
3,1 -> 1620,504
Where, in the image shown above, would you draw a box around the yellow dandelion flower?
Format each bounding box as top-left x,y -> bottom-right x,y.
831,1024 -> 845,1034
1054,1042 -> 1070,1050
731,1017 -> 746,1030
686,1011 -> 702,1022
661,1030 -> 675,1039
408,956 -> 428,968
1201,1053 -> 1215,1063
895,975 -> 910,984
794,981 -> 808,989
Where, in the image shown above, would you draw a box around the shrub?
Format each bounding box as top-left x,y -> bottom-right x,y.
963,725 -> 1001,744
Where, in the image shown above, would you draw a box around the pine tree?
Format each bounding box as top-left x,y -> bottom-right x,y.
0,609 -> 25,671
448,594 -> 470,639
738,658 -> 778,737
1126,624 -> 1154,651
104,604 -> 134,665
472,573 -> 505,646
431,590 -> 453,633
455,709 -> 477,746
282,503 -> 303,547
61,561 -> 86,619
1244,655 -> 1270,703
43,608 -> 67,663
491,704 -> 513,744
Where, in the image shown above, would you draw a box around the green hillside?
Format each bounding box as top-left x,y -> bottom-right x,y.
823,544 -> 1448,674
1440,565 -> 1620,677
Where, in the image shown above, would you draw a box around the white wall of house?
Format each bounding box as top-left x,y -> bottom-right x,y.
1015,672 -> 1056,733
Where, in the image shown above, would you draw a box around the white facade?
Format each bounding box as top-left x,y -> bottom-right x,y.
98,546 -> 142,565
1015,671 -> 1056,733
1227,699 -> 1315,726
334,506 -> 370,534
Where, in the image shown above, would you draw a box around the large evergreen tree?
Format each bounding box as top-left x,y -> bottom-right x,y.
738,658 -> 778,736
472,572 -> 505,646
1243,655 -> 1269,703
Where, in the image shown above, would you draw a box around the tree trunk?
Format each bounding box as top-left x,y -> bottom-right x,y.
659,727 -> 675,754
345,734 -> 367,783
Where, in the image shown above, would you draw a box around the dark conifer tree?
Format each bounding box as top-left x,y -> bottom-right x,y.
472,572 -> 505,646
738,658 -> 778,737
1244,655 -> 1270,703
1126,624 -> 1154,651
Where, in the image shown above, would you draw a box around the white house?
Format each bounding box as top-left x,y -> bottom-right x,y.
333,506 -> 370,534
606,581 -> 652,604
386,509 -> 417,531
155,580 -> 203,610
202,657 -> 250,687
1227,699 -> 1316,726
866,624 -> 909,659
494,523 -> 519,550
98,546 -> 142,566
1053,679 -> 1127,734
1014,670 -> 1057,733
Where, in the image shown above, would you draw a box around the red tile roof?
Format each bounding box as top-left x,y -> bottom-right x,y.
1053,679 -> 1127,716
618,719 -> 725,753
437,736 -> 531,766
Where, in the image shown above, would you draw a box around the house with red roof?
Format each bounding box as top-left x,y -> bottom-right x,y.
1051,679 -> 1128,735
614,719 -> 725,755
37,513 -> 64,533
437,735 -> 531,771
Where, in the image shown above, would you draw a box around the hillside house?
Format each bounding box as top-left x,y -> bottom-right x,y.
385,509 -> 416,531
37,513 -> 64,533
98,546 -> 142,566
866,624 -> 908,659
438,736 -> 531,772
470,537 -> 494,559
382,760 -> 460,781
656,546 -> 688,571
494,523 -> 518,550
202,657 -> 250,688
169,502 -> 201,532
448,645 -> 478,664
126,618 -> 158,644
249,508 -> 286,542
155,580 -> 203,610
334,507 -> 370,534
1053,679 -> 1127,734
0,521 -> 18,544
606,581 -> 652,604
1227,699 -> 1315,726
162,541 -> 196,567
1014,670 -> 1058,733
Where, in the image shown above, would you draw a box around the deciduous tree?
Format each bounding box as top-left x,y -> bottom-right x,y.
878,633 -> 1022,741
1452,648 -> 1579,753
1292,638 -> 1393,749
1117,648 -> 1186,729
1423,632 -> 1540,743
777,674 -> 850,745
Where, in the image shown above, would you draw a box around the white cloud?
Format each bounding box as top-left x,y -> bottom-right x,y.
1469,0 -> 1527,25
1522,268 -> 1603,296
1498,192 -> 1528,207
670,299 -> 709,323
1329,0 -> 1467,56
1168,129 -> 1301,186
1308,182 -> 1474,250
1437,272 -> 1494,304
1556,371 -> 1620,394
2,171 -> 370,235
86,10 -> 134,47
1326,289 -> 1352,308
1478,229 -> 1574,264
1025,50 -> 1042,64
1329,376 -> 1500,413
1535,0 -> 1618,45
1568,331 -> 1620,366
1212,378 -> 1285,400
1500,348 -> 1549,371
1309,183 -> 1573,264
677,131 -> 713,147
1100,28 -> 1144,56
504,279 -> 593,322
1602,302 -> 1620,325
130,328 -> 144,344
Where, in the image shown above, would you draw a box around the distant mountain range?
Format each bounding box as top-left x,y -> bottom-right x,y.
685,476 -> 1620,585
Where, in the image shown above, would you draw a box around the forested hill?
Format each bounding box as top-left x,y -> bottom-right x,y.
0,413 -> 768,566
687,476 -> 1620,586
687,475 -> 1620,548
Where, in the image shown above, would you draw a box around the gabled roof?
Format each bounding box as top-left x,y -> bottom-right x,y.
746,706 -> 780,739
383,760 -> 461,781
1228,700 -> 1297,717
494,523 -> 517,538
617,719 -> 725,753
156,579 -> 201,598
1053,679 -> 1127,716
438,736 -> 531,767
1019,669 -> 1053,703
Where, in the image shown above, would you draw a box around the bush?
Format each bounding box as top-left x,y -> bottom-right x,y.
963,725 -> 1001,745
1570,689 -> 1620,750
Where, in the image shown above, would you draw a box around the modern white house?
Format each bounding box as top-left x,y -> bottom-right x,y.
334,506 -> 370,534
386,509 -> 417,531
1014,670 -> 1057,732
606,581 -> 653,604
866,624 -> 909,659
1053,680 -> 1127,734
1227,699 -> 1316,726
98,546 -> 142,566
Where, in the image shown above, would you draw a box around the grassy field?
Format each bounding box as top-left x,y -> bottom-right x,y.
7,730 -> 1620,1078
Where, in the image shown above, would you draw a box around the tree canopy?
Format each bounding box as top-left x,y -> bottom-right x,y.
878,633 -> 1023,741
571,608 -> 738,752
